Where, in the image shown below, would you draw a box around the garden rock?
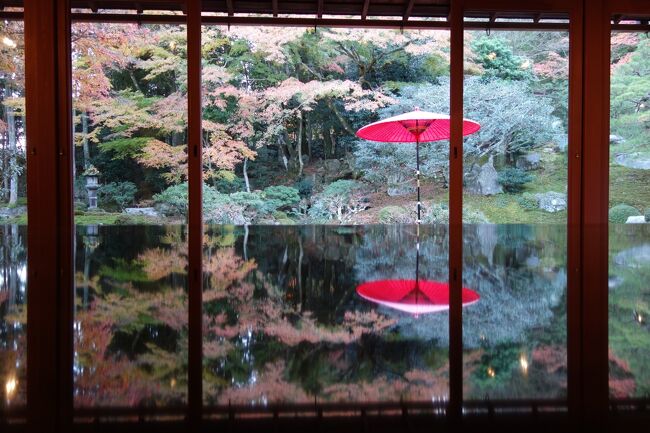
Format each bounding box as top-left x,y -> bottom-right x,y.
625,215 -> 646,224
0,206 -> 26,219
614,153 -> 650,170
610,134 -> 626,145
536,192 -> 567,213
608,275 -> 624,290
387,183 -> 415,197
516,152 -> 541,171
465,157 -> 502,196
324,159 -> 342,172
125,207 -> 159,217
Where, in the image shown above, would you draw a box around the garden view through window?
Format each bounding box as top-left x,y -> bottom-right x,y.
608,31 -> 650,399
1,16 -> 648,411
461,30 -> 569,400
0,17 -> 26,410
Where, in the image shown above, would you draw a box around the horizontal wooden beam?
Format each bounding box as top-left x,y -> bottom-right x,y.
62,12 -> 576,30
464,0 -> 574,12
607,0 -> 650,15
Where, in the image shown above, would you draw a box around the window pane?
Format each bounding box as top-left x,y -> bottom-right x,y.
200,26 -> 452,406
462,30 -> 569,400
71,22 -> 188,408
1,17 -> 27,410
608,32 -> 650,399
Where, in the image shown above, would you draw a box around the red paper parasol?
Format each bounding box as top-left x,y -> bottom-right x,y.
356,109 -> 480,222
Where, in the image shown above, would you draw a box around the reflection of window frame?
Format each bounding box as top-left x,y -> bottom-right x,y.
11,0 -> 650,430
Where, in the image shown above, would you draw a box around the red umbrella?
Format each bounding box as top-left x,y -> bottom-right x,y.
356,109 -> 480,222
356,279 -> 480,315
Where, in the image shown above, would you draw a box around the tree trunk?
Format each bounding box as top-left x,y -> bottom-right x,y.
82,110 -> 90,169
326,99 -> 356,136
278,135 -> 289,171
306,114 -> 313,158
6,103 -> 18,205
243,157 -> 251,193
129,68 -> 143,93
297,111 -> 304,177
323,129 -> 333,158
328,128 -> 337,158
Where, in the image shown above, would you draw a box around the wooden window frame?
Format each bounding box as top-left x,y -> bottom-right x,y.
13,0 -> 650,431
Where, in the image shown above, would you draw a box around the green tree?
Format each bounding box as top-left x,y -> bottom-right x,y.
471,37 -> 532,81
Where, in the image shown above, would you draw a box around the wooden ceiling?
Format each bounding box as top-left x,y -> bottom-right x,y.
2,0 -> 649,24
2,0 -> 568,20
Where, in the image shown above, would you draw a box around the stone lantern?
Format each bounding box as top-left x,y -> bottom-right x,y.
83,165 -> 100,209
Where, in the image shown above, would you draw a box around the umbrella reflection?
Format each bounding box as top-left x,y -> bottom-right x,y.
356,226 -> 479,315
356,278 -> 479,315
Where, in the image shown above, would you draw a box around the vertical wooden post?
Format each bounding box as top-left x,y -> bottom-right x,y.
580,0 -> 610,424
567,0 -> 584,421
187,0 -> 204,428
24,1 -> 74,432
448,0 -> 464,424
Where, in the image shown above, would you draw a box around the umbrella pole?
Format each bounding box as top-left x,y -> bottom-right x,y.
416,135 -> 421,223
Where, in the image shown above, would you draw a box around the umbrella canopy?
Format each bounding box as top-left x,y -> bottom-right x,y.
356,109 -> 480,223
356,279 -> 480,315
356,110 -> 481,143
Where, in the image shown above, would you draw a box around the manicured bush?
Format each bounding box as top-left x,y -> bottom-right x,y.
378,206 -> 411,224
421,202 -> 489,224
263,185 -> 301,210
516,193 -> 539,211
309,180 -> 368,222
97,181 -> 137,211
497,167 -> 534,193
421,202 -> 449,223
608,204 -> 641,223
495,194 -> 510,208
154,183 -> 230,217
153,183 -> 190,216
293,177 -> 314,198
213,175 -> 245,194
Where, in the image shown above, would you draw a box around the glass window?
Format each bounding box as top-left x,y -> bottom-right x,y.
608,31 -> 650,399
0,17 -> 26,409
200,26 -> 452,406
71,22 -> 188,408
462,30 -> 569,400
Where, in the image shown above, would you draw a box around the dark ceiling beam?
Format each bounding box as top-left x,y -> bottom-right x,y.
272,0 -> 278,17
317,0 -> 323,18
361,0 -> 370,19
403,0 -> 415,20
62,12 -> 577,31
226,0 -> 234,16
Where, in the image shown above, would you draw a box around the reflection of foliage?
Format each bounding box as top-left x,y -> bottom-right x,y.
99,257 -> 149,283
68,224 -> 576,406
471,343 -> 520,387
608,225 -> 650,397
